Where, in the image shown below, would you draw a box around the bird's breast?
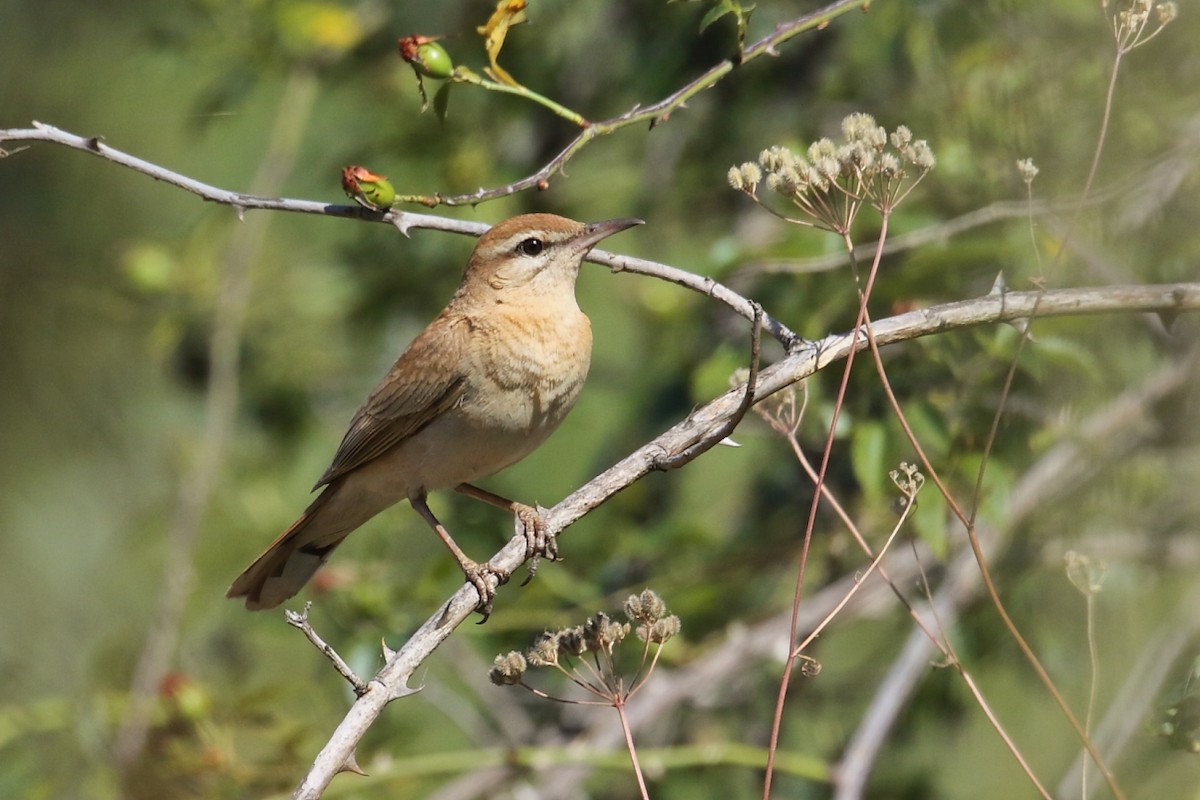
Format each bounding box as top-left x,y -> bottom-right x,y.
461,303 -> 593,437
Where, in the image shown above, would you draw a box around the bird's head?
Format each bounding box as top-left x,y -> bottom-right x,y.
461,213 -> 642,298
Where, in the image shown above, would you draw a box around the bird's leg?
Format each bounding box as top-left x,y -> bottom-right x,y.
410,492 -> 505,620
455,483 -> 559,585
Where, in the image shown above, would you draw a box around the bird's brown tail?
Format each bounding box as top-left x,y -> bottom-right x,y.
226,486 -> 350,611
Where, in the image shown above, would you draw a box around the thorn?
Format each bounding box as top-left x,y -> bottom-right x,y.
391,213 -> 413,237
389,682 -> 422,701
233,205 -> 246,222
1004,317 -> 1033,337
381,638 -> 397,661
1156,310 -> 1179,332
989,272 -> 1008,295
718,437 -> 741,448
339,749 -> 368,777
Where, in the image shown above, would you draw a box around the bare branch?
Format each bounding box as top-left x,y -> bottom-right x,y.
393,0 -> 872,207
0,122 -> 474,233
286,603 -> 369,696
652,302 -> 764,470
0,123 -> 796,346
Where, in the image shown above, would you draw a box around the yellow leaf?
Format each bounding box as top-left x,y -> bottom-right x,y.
476,0 -> 528,87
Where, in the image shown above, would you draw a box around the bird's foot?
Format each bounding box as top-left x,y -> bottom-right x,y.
462,559 -> 508,623
514,503 -> 559,586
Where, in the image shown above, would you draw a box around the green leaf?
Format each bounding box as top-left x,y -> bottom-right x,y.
433,81 -> 453,123
850,420 -> 888,502
696,0 -> 755,54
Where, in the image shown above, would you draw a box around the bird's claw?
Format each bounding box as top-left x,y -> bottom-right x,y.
514,504 -> 560,586
462,560 -> 507,623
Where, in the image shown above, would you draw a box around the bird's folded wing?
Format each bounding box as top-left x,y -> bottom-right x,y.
314,315 -> 470,488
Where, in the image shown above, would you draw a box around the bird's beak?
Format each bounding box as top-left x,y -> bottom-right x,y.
575,217 -> 644,251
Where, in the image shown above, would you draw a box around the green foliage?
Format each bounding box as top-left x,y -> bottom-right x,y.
677,0 -> 756,55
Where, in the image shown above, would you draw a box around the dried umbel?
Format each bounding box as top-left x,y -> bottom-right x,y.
730,112 -> 936,233
488,590 -> 680,699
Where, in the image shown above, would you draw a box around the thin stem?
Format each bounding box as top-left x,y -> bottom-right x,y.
1082,590 -> 1101,799
856,242 -> 1126,798
616,701 -> 651,800
402,0 -> 871,207
837,213 -> 1059,797
1081,50 -> 1123,205
763,213 -> 884,800
452,68 -> 588,126
790,497 -> 915,660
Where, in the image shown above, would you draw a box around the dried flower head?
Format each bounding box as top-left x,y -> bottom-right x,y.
798,655 -> 822,678
1112,0 -> 1177,51
730,113 -> 936,231
526,630 -> 561,667
727,162 -> 762,192
583,612 -> 629,654
636,614 -> 682,644
490,591 -> 679,711
624,589 -> 667,624
1065,551 -> 1108,596
489,651 -> 527,685
842,112 -> 887,149
889,461 -> 925,499
557,625 -> 587,658
1016,158 -> 1039,185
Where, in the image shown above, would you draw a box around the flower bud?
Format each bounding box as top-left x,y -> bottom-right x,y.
399,35 -> 455,80
341,165 -> 396,210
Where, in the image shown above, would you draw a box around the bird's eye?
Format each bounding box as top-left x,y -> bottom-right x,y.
516,237 -> 544,257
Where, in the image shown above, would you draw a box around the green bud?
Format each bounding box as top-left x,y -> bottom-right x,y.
341,165 -> 396,210
417,42 -> 454,79
398,35 -> 454,80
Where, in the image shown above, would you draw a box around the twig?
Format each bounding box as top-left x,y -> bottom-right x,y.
731,195 -> 1112,280
652,302 -> 764,470
395,0 -> 872,208
0,123 -> 797,347
286,603 -> 369,695
1,3 -> 868,217
0,122 -> 472,231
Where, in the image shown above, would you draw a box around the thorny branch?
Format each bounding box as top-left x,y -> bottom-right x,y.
0,123 -> 796,347
286,603 -> 368,696
391,0 -> 872,207
291,282 -> 1200,799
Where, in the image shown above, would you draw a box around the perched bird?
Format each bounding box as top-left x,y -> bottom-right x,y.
228,213 -> 642,615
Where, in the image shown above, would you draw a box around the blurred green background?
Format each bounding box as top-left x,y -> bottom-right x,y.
2,0 -> 1199,797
